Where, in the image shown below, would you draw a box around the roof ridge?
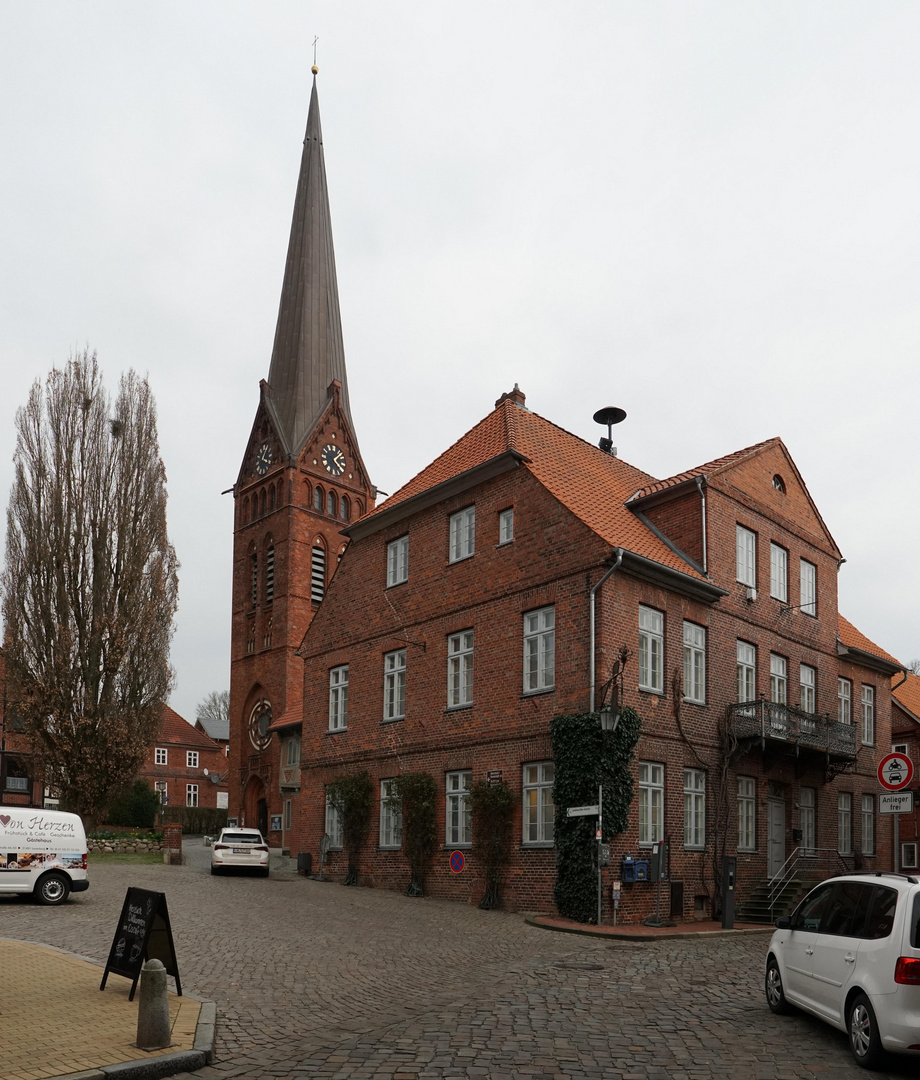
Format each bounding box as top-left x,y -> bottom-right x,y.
630,437 -> 780,499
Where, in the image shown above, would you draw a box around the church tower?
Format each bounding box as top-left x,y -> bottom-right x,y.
229,74 -> 373,840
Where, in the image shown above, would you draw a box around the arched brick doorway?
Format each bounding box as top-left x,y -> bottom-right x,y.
243,775 -> 268,837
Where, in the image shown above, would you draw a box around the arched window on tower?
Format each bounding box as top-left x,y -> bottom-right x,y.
277,480 -> 284,507
314,486 -> 324,512
266,545 -> 275,604
311,541 -> 326,602
241,496 -> 249,524
327,490 -> 337,517
340,496 -> 350,522
259,489 -> 266,516
269,486 -> 276,512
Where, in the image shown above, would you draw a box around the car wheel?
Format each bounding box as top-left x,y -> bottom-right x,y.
210,865 -> 220,876
36,872 -> 70,906
765,957 -> 791,1014
260,867 -> 270,878
848,993 -> 883,1069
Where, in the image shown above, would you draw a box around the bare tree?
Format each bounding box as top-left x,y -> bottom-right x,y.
196,690 -> 229,725
2,350 -> 178,829
908,659 -> 920,677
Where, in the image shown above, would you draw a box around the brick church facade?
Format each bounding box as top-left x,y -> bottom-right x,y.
230,79 -> 906,922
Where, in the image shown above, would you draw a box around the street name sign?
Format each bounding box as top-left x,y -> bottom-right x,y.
567,805 -> 599,817
879,791 -> 914,815
878,752 -> 913,791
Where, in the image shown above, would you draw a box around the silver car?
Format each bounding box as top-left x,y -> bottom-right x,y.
765,872 -> 920,1068
210,828 -> 270,877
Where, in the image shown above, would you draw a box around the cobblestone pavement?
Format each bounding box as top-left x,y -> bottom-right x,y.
2,840 -> 916,1079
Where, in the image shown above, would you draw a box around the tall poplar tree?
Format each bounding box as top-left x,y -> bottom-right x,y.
2,350 -> 179,828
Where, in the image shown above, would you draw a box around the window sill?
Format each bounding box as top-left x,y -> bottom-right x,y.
442,843 -> 472,851
521,842 -> 554,850
447,553 -> 474,566
385,579 -> 407,590
382,717 -> 405,725
497,539 -> 513,547
521,687 -> 555,699
639,687 -> 664,696
445,703 -> 473,713
682,698 -> 706,707
377,845 -> 402,852
326,727 -> 348,735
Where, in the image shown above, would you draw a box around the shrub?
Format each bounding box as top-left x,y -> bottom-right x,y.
326,770 -> 373,885
470,780 -> 514,909
161,805 -> 228,835
107,780 -> 161,829
390,772 -> 438,896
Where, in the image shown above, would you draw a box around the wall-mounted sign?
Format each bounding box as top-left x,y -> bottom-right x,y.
879,791 -> 914,815
486,770 -> 503,785
878,753 -> 914,791
449,850 -> 465,873
270,815 -> 282,832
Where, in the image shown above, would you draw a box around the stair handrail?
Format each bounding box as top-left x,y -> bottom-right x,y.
767,847 -> 856,916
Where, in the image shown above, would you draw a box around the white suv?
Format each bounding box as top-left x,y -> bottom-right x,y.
765,872 -> 920,1068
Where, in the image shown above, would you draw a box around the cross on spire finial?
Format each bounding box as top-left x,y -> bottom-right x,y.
311,36 -> 318,75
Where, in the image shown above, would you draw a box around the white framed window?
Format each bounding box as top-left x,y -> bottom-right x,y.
498,508 -> 514,545
800,559 -> 817,617
386,535 -> 408,587
736,525 -> 756,587
800,787 -> 816,853
738,777 -> 756,851
639,762 -> 664,846
902,842 -> 919,870
770,654 -> 787,704
325,794 -> 344,849
770,543 -> 788,602
838,678 -> 852,724
154,780 -> 167,802
447,631 -> 474,708
379,779 -> 402,848
522,762 -> 555,845
383,650 -> 406,721
155,747 -> 167,766
861,794 -> 875,856
329,664 -> 349,730
893,743 -> 909,755
861,685 -> 875,745
682,622 -> 706,704
737,641 -> 756,702
799,665 -> 816,714
446,770 -> 472,846
523,606 -> 555,693
186,751 -> 199,768
684,769 -> 706,849
186,784 -> 199,808
449,506 -> 475,563
838,792 -> 852,855
638,606 -> 664,693
285,737 -> 300,766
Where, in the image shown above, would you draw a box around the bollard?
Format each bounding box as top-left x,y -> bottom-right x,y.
135,959 -> 173,1051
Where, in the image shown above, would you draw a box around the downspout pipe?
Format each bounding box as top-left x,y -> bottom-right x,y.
590,548 -> 624,712
695,476 -> 708,575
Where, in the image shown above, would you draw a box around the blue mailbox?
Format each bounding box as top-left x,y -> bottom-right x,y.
620,855 -> 649,883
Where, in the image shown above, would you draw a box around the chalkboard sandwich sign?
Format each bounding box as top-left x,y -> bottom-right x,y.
100,887 -> 181,1001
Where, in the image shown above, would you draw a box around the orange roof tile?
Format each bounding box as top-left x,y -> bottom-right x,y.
893,671 -> 920,721
629,439 -> 779,500
157,704 -> 224,750
837,614 -> 903,669
369,399 -> 706,579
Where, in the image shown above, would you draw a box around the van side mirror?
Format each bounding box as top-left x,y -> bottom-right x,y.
774,916 -> 791,930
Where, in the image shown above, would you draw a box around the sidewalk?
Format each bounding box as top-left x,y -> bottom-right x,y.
0,939 -> 214,1080
526,913 -> 775,940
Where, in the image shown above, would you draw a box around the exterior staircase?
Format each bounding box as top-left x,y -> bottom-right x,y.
738,877 -> 818,924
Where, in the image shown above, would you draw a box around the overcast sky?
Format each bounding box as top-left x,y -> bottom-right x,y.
1,3 -> 918,723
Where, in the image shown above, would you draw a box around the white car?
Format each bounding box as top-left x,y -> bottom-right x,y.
210,828 -> 270,877
765,872 -> 920,1068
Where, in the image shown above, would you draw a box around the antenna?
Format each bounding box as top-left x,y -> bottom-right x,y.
312,36 -> 319,75
593,406 -> 627,455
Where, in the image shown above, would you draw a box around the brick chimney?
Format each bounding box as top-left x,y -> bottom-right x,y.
495,383 -> 526,409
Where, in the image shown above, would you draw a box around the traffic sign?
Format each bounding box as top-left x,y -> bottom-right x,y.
449,850 -> 465,873
567,805 -> 599,817
878,752 -> 914,791
879,791 -> 914,815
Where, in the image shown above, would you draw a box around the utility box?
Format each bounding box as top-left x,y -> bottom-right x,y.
650,841 -> 669,881
722,855 -> 737,929
621,856 -> 649,883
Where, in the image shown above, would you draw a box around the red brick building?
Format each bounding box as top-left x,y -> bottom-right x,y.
140,705 -> 229,811
891,671 -> 920,872
0,650 -> 44,808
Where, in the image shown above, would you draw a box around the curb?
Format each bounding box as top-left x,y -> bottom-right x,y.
49,999 -> 216,1080
524,914 -> 776,940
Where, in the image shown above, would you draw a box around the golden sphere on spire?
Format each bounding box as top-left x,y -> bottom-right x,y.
311,65 -> 318,75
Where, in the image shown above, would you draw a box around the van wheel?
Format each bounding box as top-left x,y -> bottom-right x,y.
36,872 -> 70,906
765,957 -> 791,1015
848,993 -> 883,1069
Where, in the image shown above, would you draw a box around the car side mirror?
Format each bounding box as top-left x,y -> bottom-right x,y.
774,915 -> 791,930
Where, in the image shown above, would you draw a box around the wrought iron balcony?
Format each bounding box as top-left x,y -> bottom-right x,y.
729,699 -> 858,760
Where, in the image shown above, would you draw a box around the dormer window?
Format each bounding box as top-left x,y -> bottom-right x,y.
772,474 -> 786,493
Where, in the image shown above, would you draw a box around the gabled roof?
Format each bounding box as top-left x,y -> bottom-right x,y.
195,716 -> 230,742
893,671 -> 920,723
837,614 -> 903,672
628,438 -> 777,500
265,76 -> 357,460
158,705 -> 225,751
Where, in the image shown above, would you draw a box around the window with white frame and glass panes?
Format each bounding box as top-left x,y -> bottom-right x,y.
329,664 -> 349,730
861,685 -> 875,745
770,543 -> 788,602
737,777 -> 756,851
386,535 -> 408,587
838,792 -> 852,854
770,654 -> 787,704
523,606 -> 554,693
522,762 -> 555,845
498,508 -> 514,545
383,650 -> 406,721
186,784 -> 199,808
325,794 -> 344,849
639,762 -> 664,846
683,622 -> 706,704
800,787 -> 816,853
155,747 -> 167,766
737,642 -> 756,703
379,779 -> 402,848
446,770 -> 472,846
800,559 -> 817,616
638,606 -> 663,693
447,631 -> 473,708
186,751 -> 199,768
799,664 -> 816,714
285,737 -> 300,767
736,525 -> 756,587
449,506 -> 475,563
838,677 -> 852,724
684,769 -> 706,848
902,842 -> 918,870
861,794 -> 875,856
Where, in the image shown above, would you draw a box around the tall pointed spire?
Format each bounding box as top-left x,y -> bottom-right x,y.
266,74 -> 355,456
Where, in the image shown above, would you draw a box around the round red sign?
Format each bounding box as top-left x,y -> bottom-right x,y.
878,752 -> 914,791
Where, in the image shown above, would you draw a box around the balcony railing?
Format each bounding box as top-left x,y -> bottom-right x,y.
729,699 -> 858,759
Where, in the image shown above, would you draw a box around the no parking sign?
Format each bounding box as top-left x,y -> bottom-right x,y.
449,850 -> 465,873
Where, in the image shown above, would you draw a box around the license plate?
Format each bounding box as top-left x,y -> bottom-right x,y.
232,847 -> 250,854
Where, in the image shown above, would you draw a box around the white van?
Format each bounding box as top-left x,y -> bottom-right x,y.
0,807 -> 89,904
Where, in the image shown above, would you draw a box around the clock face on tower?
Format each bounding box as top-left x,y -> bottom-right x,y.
254,442 -> 273,477
321,444 -> 346,476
